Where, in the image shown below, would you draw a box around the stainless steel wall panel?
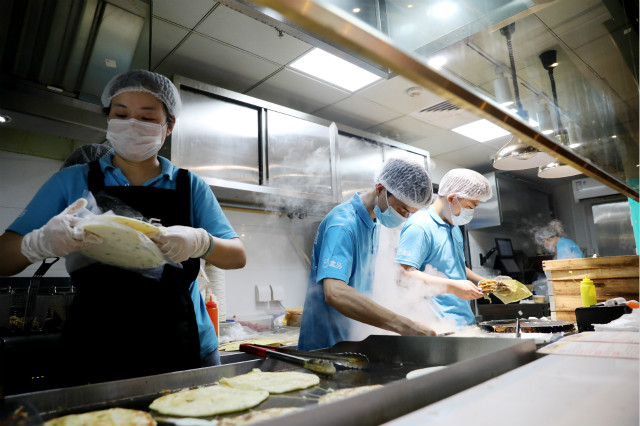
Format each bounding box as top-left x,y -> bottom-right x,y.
592,201 -> 636,256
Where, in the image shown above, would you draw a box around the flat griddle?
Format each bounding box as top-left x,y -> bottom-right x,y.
4,335 -> 537,426
479,319 -> 576,333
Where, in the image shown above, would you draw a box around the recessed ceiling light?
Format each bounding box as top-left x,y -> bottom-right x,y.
290,48 -> 382,92
0,114 -> 12,124
542,129 -> 554,135
452,119 -> 511,142
352,7 -> 361,13
427,55 -> 447,69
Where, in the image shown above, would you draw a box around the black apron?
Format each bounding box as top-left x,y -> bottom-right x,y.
59,160 -> 201,386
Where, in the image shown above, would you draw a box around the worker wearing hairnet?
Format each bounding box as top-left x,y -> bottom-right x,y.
534,219 -> 583,259
395,168 -> 495,326
0,70 -> 246,386
298,157 -> 437,351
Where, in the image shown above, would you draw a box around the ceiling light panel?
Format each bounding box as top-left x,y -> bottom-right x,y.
289,48 -> 382,92
451,119 -> 511,142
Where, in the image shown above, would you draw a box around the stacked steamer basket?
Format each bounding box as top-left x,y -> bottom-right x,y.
543,255 -> 639,321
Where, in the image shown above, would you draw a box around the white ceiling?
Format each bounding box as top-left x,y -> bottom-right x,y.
149,0 -> 636,183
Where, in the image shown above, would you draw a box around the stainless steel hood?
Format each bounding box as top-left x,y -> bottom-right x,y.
0,0 -> 151,143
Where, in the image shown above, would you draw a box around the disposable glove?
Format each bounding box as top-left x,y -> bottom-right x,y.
21,198 -> 102,263
148,226 -> 212,263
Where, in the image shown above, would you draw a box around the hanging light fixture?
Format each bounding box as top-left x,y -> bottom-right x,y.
492,23 -> 554,170
537,49 -> 582,179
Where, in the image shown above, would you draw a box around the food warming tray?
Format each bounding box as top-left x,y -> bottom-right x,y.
479,319 -> 576,334
4,335 -> 536,426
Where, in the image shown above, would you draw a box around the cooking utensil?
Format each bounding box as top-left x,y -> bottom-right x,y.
0,400 -> 43,425
239,344 -> 336,376
248,344 -> 369,370
479,319 -> 575,333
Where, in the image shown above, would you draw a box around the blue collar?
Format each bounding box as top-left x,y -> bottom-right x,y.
352,193 -> 376,230
100,154 -> 175,181
428,206 -> 452,228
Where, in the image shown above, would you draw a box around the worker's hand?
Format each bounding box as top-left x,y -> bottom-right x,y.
449,279 -> 484,300
149,226 -> 211,263
402,320 -> 437,337
20,198 -> 102,263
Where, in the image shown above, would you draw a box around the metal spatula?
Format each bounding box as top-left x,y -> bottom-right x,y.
239,344 -> 336,376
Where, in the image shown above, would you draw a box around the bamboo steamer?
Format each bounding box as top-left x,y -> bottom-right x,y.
542,255 -> 639,321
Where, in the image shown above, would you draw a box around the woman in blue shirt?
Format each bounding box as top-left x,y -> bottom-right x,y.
0,70 -> 246,385
535,220 -> 584,260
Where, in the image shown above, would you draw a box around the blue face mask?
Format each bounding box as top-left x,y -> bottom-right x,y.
449,197 -> 474,226
374,190 -> 407,228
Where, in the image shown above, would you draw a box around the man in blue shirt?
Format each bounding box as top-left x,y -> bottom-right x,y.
0,70 -> 246,385
396,169 -> 493,326
535,220 -> 584,260
298,158 -> 436,350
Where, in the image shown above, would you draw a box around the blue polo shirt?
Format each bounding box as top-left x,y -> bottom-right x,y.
556,237 -> 583,260
395,207 -> 475,325
8,154 -> 238,358
298,193 -> 379,350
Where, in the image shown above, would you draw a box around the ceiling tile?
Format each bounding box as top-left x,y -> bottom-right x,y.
357,75 -> 444,115
314,96 -> 403,130
365,115 -> 443,144
152,0 -> 214,29
151,19 -> 189,70
409,129 -> 478,157
154,33 -> 280,93
246,69 -> 350,114
196,5 -> 312,65
432,143 -> 498,173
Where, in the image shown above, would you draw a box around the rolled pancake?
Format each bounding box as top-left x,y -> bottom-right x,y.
79,215 -> 165,269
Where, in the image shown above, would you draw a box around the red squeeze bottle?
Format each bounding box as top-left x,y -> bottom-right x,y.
206,295 -> 219,337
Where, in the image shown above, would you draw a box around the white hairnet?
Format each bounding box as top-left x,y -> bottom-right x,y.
375,157 -> 433,209
534,220 -> 564,244
437,169 -> 492,202
101,70 -> 182,118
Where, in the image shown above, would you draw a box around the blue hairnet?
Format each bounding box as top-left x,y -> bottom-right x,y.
101,70 -> 181,118
375,157 -> 433,209
437,169 -> 492,202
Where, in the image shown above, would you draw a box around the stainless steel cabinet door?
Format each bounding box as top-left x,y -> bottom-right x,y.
172,90 -> 260,185
266,111 -> 333,196
337,134 -> 383,201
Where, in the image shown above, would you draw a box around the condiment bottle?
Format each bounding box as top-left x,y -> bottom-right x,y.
580,274 -> 597,307
206,295 -> 219,337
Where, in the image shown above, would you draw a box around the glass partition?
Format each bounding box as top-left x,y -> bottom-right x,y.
250,0 -> 638,200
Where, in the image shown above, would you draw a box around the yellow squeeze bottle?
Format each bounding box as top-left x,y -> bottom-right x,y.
580,274 -> 597,307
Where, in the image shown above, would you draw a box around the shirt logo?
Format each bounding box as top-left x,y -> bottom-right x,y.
322,258 -> 342,269
399,249 -> 412,256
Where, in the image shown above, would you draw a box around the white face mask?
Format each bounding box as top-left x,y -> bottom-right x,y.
449,197 -> 474,226
106,118 -> 166,162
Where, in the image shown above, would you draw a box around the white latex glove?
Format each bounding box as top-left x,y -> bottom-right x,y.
148,226 -> 211,263
21,198 -> 102,263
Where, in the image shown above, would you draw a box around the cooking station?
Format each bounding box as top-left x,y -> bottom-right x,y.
4,335 -> 537,425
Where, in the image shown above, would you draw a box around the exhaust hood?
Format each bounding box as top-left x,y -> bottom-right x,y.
0,0 -> 150,142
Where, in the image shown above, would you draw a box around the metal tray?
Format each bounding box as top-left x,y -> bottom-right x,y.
5,335 -> 536,426
479,319 -> 576,333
